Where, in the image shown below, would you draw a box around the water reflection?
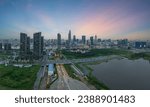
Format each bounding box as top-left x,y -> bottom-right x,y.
90,58 -> 150,90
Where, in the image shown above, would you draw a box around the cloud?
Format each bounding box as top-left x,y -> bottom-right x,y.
74,4 -> 149,39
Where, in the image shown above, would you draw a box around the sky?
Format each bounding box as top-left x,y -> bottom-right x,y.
0,0 -> 150,40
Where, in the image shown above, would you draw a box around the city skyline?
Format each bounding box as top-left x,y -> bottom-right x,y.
0,0 -> 150,40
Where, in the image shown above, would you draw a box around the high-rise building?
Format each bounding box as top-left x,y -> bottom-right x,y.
95,35 -> 97,44
20,33 -> 27,56
68,30 -> 71,45
0,43 -> 2,50
57,33 -> 61,49
4,43 -> 11,51
41,36 -> 44,54
33,32 -> 43,59
20,33 -> 30,57
82,35 -> 86,44
27,36 -> 30,54
73,35 -> 76,43
90,36 -> 94,46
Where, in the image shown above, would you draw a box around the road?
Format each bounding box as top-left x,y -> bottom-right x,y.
50,64 -> 89,90
34,52 -> 48,90
71,63 -> 84,76
71,64 -> 96,90
33,66 -> 46,89
47,55 -> 122,64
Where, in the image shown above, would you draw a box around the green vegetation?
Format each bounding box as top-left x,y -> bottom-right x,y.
129,52 -> 150,60
0,65 -> 40,90
75,63 -> 109,90
82,63 -> 93,72
63,48 -> 150,90
0,52 -> 11,59
75,63 -> 84,71
64,64 -> 80,81
48,57 -> 55,60
62,48 -> 150,61
91,48 -> 131,57
84,65 -> 109,90
62,48 -> 131,59
87,75 -> 109,90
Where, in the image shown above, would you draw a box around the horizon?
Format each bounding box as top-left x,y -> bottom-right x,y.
0,0 -> 150,40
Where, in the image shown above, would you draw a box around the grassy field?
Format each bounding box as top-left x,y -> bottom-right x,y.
0,65 -> 40,90
62,48 -> 150,61
62,48 -> 131,59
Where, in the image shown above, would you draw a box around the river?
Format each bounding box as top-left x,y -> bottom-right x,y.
90,58 -> 150,90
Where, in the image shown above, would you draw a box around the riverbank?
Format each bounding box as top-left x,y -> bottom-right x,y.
62,48 -> 150,61
75,63 -> 109,90
90,58 -> 150,90
64,64 -> 81,81
62,48 -> 150,90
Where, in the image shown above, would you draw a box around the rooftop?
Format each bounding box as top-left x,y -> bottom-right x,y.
48,64 -> 54,75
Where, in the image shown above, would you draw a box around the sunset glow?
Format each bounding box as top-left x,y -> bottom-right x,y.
0,0 -> 150,40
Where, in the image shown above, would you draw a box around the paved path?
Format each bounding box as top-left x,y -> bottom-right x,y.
33,66 -> 45,90
47,55 -> 121,64
50,64 -> 89,90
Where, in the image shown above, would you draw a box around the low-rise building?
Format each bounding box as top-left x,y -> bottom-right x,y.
48,64 -> 54,76
135,41 -> 147,48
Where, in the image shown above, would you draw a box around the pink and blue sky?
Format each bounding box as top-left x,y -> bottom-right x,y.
0,0 -> 150,40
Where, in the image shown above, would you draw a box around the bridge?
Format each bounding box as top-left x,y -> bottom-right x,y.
45,55 -> 122,64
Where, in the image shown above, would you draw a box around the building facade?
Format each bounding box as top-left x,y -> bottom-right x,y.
82,35 -> 86,45
57,33 -> 61,49
90,36 -> 94,46
0,43 -> 2,50
41,36 -> 44,54
73,35 -> 76,44
4,43 -> 11,51
20,33 -> 30,58
135,41 -> 147,48
33,32 -> 43,59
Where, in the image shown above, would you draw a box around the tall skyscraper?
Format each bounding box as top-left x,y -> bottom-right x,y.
95,35 -> 97,44
4,43 -> 11,51
0,43 -> 2,50
57,33 -> 61,49
20,33 -> 30,58
73,35 -> 76,43
20,33 -> 28,56
33,32 -> 43,59
41,36 -> 44,54
90,36 -> 94,46
27,36 -> 30,54
68,30 -> 71,45
82,35 -> 86,44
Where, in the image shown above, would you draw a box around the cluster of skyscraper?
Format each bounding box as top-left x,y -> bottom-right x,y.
57,30 -> 98,49
20,32 -> 44,59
